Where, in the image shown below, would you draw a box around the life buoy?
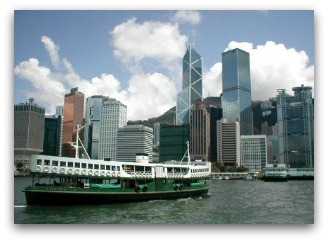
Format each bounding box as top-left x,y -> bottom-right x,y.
44,166 -> 50,172
60,168 -> 66,173
142,185 -> 148,192
88,170 -> 93,175
67,168 -> 73,174
135,186 -> 140,193
94,171 -> 99,176
117,172 -> 121,177
52,167 -> 58,173
82,169 -> 87,175
106,171 -> 111,176
35,165 -> 42,172
101,171 -> 106,176
75,169 -> 80,174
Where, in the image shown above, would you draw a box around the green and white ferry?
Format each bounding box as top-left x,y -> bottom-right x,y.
23,138 -> 211,205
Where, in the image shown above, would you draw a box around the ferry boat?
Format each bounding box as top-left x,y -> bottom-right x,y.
23,128 -> 211,205
262,164 -> 289,182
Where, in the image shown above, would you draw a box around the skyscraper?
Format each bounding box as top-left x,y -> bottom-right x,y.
98,98 -> 127,160
84,95 -> 109,159
176,44 -> 203,125
277,85 -> 314,168
190,98 -> 210,161
14,98 -> 45,169
62,87 -> 85,157
217,119 -> 240,167
42,114 -> 63,156
222,48 -> 253,135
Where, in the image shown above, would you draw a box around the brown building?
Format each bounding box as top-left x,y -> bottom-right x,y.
189,98 -> 210,161
62,87 -> 85,157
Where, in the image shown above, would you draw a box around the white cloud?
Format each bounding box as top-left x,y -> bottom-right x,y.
14,58 -> 66,113
173,10 -> 201,25
203,41 -> 314,101
41,36 -> 61,70
124,73 -> 177,120
15,35 -> 177,120
203,63 -> 222,98
110,18 -> 187,64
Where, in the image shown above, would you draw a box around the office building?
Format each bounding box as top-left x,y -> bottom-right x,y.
153,122 -> 160,147
190,99 -> 210,161
42,114 -> 63,156
14,98 -> 45,169
217,119 -> 240,167
62,87 -> 85,157
84,95 -> 110,159
277,85 -> 314,168
222,48 -> 253,135
241,135 -> 267,172
176,44 -> 203,125
159,124 -> 189,162
207,105 -> 222,162
98,98 -> 127,160
117,125 -> 153,162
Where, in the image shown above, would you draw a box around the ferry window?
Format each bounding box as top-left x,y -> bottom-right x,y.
94,164 -> 99,170
101,165 -> 105,170
52,160 -> 58,166
88,164 -> 93,169
75,163 -> 80,168
68,162 -> 73,167
44,160 -> 50,166
117,166 -> 120,171
81,163 -> 86,169
37,159 -> 42,165
60,161 -> 66,167
112,166 -> 116,171
106,165 -> 110,170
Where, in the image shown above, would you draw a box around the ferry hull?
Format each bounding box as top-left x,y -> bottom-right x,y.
23,187 -> 209,205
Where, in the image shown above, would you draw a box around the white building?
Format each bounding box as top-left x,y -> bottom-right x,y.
98,99 -> 127,160
153,122 -> 160,147
117,125 -> 153,163
241,135 -> 267,172
217,119 -> 240,167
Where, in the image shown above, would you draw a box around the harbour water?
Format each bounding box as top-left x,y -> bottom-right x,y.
14,176 -> 314,224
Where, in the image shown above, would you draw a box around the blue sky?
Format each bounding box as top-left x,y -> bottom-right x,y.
14,10 -> 314,120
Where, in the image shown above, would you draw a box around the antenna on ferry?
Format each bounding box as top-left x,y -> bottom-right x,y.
180,141 -> 191,165
71,123 -> 90,160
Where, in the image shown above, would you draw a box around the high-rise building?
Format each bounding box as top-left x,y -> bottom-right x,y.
62,87 -> 85,157
176,44 -> 203,125
190,99 -> 210,161
42,114 -> 63,156
159,124 -> 189,162
84,95 -> 109,159
277,85 -> 314,168
207,105 -> 223,162
117,125 -> 153,163
14,98 -> 45,169
222,48 -> 253,135
98,98 -> 127,160
241,135 -> 267,172
153,122 -> 161,147
217,119 -> 240,167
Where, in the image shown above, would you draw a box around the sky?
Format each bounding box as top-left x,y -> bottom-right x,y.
13,10 -> 314,121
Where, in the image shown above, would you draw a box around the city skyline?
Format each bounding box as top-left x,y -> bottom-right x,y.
14,10 -> 314,121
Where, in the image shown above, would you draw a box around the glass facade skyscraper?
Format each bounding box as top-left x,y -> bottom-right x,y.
277,85 -> 314,168
222,48 -> 253,135
176,44 -> 203,125
84,95 -> 109,159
